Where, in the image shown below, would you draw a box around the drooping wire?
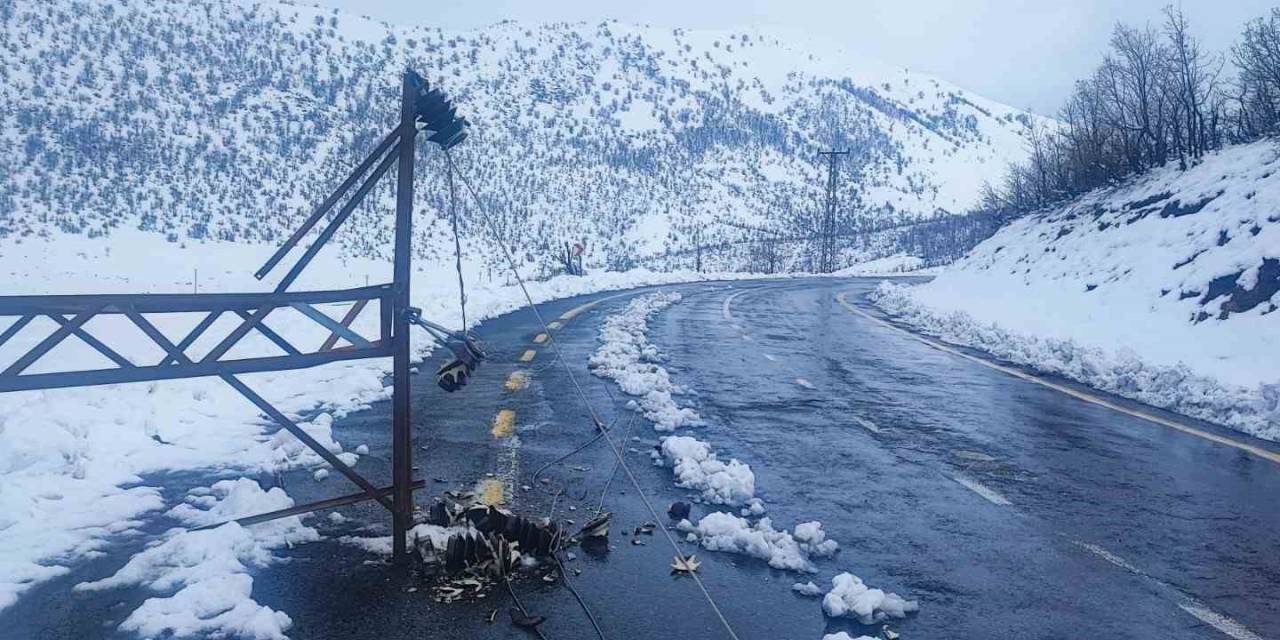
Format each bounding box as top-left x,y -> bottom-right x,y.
529,417 -> 614,486
545,488 -> 608,640
596,411 -> 639,514
445,153 -> 468,331
552,550 -> 608,640
503,578 -> 552,640
444,149 -> 742,640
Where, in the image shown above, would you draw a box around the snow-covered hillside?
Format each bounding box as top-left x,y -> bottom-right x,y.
874,139 -> 1280,440
0,0 -> 1041,273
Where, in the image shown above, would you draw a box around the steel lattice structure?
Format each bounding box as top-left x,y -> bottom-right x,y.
0,70 -> 468,561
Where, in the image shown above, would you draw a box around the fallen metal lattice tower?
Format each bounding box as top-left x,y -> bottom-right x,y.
0,70 -> 467,561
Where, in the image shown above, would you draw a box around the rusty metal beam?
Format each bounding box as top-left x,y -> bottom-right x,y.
0,346 -> 391,393
47,314 -> 135,369
319,299 -> 369,352
233,309 -> 302,356
0,314 -> 34,349
222,374 -> 393,512
2,308 -> 100,376
0,285 -> 391,316
194,480 -> 427,531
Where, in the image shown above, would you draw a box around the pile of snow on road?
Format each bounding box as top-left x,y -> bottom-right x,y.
822,572 -> 919,624
589,291 -> 702,430
75,479 -> 318,640
678,512 -> 838,572
653,435 -> 756,506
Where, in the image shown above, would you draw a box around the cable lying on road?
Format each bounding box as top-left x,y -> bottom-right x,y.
446,149 -> 744,640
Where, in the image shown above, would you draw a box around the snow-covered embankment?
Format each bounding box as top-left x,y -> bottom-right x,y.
873,139 -> 1280,441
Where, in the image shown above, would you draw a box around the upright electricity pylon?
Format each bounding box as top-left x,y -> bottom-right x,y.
817,150 -> 849,273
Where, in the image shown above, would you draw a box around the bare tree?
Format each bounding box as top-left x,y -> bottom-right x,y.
1163,5 -> 1221,166
1233,8 -> 1280,137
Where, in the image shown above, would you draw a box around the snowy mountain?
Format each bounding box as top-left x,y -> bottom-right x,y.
874,138 -> 1280,440
0,0 -> 1043,274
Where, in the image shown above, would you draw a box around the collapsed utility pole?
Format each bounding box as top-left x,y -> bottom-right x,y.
817,150 -> 850,273
0,70 -> 470,565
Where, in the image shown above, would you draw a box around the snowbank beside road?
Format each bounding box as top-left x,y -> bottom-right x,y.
872,140 -> 1280,441
872,282 -> 1272,437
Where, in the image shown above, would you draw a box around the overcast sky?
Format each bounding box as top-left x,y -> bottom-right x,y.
309,0 -> 1274,116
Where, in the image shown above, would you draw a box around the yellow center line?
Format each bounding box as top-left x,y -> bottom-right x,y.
491,408 -> 516,438
504,370 -> 529,392
519,349 -> 537,362
477,477 -> 507,506
533,333 -> 549,344
479,409 -> 520,506
555,289 -> 641,322
559,303 -> 595,321
835,291 -> 1280,466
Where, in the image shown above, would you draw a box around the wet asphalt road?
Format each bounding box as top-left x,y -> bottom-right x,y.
7,277 -> 1280,640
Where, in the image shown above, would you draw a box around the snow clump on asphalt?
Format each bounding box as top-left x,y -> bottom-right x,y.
589,291 -> 702,430
653,435 -> 756,506
678,512 -> 838,572
793,581 -> 823,596
822,571 -> 919,624
76,479 -> 318,640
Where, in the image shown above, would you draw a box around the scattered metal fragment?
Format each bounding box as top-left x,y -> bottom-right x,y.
510,608 -> 546,629
578,512 -> 611,539
668,501 -> 691,521
671,555 -> 702,573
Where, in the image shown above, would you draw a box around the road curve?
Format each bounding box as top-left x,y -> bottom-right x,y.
10,276 -> 1278,640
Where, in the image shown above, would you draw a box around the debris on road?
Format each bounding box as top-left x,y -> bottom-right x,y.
578,512 -> 611,539
671,554 -> 702,573
668,501 -> 692,521
510,608 -> 546,629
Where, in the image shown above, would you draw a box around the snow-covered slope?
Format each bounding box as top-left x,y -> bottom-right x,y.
874,139 -> 1280,440
0,0 -> 1041,273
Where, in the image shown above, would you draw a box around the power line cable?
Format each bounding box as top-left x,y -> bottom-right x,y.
444,149 -> 742,640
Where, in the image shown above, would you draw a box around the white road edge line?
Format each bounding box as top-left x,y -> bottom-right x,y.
1178,603 -> 1266,640
722,289 -> 749,322
834,291 -> 1280,466
1073,542 -> 1264,640
853,416 -> 881,433
949,473 -> 1012,506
